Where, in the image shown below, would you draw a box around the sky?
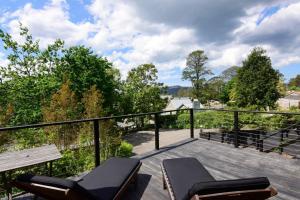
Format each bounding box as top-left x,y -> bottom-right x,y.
0,0 -> 300,86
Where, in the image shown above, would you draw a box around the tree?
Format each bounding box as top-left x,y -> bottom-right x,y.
288,75 -> 300,90
42,81 -> 79,148
219,77 -> 237,104
124,64 -> 167,114
0,24 -> 64,124
182,50 -> 213,104
82,85 -> 104,118
234,47 -> 280,109
218,66 -> 239,104
57,46 -> 120,113
204,76 -> 224,101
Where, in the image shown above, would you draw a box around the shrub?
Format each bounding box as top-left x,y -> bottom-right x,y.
117,141 -> 133,157
159,114 -> 179,128
176,113 -> 190,128
53,149 -> 84,177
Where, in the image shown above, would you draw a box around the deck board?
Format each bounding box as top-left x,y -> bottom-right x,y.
14,138 -> 300,200
123,138 -> 300,200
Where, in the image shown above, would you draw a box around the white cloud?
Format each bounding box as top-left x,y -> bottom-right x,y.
85,0 -> 200,77
1,0 -> 300,83
0,52 -> 9,67
4,0 -> 94,48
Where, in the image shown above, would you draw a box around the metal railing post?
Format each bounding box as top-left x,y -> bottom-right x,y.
233,111 -> 239,148
190,109 -> 194,138
280,130 -> 284,154
93,120 -> 100,167
260,139 -> 264,152
154,113 -> 160,150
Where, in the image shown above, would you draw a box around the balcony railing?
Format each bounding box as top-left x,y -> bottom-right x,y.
0,108 -> 299,197
1,108 -> 300,164
0,109 -> 300,197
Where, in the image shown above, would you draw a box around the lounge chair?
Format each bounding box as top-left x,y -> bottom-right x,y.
12,157 -> 142,200
161,157 -> 277,200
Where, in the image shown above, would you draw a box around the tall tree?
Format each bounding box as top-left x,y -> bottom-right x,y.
204,76 -> 224,101
234,47 -> 280,109
288,75 -> 300,90
182,50 -> 213,104
219,77 -> 237,104
0,24 -> 64,124
124,64 -> 167,114
218,66 -> 239,104
57,46 -> 120,113
42,81 -> 79,148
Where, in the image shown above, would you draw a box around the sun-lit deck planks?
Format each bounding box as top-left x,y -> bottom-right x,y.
15,138 -> 300,200
123,138 -> 300,200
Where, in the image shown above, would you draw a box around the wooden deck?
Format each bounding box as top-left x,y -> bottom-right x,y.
14,138 -> 300,200
123,138 -> 300,200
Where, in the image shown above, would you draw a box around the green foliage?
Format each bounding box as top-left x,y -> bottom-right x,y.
0,24 -> 63,125
219,78 -> 236,103
288,74 -> 300,89
176,110 -> 291,131
53,150 -> 85,177
289,86 -> 300,91
203,77 -> 224,102
234,47 -> 280,109
58,46 -> 119,112
176,111 -> 233,129
159,114 -> 179,128
176,113 -> 190,129
123,64 -> 167,114
117,141 -> 133,157
14,129 -> 48,150
100,120 -> 122,160
42,81 -> 80,149
182,50 -> 213,104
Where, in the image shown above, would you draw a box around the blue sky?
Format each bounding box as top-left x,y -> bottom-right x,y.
1,0 -> 300,86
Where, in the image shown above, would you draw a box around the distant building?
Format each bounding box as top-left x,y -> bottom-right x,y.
277,92 -> 300,109
164,97 -> 202,112
206,100 -> 224,109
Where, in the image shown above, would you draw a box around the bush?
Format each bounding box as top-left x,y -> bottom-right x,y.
176,111 -> 233,129
117,141 -> 133,157
176,113 -> 190,128
53,149 -> 85,177
159,114 -> 180,128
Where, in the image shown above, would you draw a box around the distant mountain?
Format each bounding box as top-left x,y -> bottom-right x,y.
166,85 -> 191,96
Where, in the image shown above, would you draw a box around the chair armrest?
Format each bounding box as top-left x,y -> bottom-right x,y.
188,177 -> 270,197
16,173 -> 78,189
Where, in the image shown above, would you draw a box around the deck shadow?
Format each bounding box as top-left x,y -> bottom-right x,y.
122,173 -> 152,200
133,138 -> 198,160
123,131 -> 154,146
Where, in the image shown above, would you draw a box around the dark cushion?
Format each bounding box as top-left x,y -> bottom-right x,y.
162,157 -> 215,200
188,177 -> 270,198
78,157 -> 140,200
17,173 -> 79,189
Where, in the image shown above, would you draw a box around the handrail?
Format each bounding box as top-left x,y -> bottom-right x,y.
0,108 -> 189,132
1,108 -> 300,132
261,121 -> 300,141
1,107 -> 299,159
194,108 -> 300,115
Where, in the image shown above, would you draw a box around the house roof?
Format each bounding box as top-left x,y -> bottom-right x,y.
283,93 -> 300,101
164,97 -> 194,110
